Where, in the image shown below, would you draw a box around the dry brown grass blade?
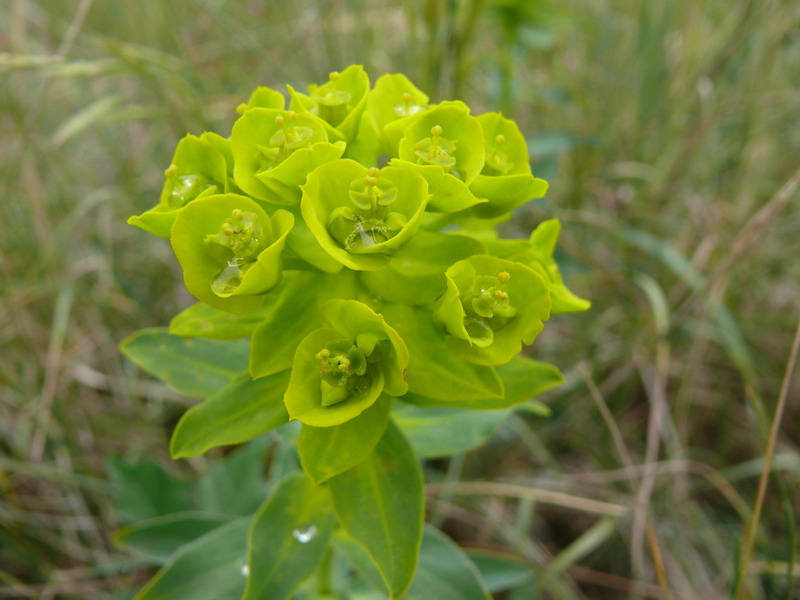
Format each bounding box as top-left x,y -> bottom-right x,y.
735,315 -> 800,598
426,481 -> 628,517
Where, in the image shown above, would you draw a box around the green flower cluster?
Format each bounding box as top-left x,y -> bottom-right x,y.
130,64 -> 589,428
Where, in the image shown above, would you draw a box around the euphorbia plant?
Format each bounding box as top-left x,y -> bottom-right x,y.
121,65 -> 588,600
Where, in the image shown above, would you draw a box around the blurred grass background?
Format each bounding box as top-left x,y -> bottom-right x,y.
1,0 -> 799,598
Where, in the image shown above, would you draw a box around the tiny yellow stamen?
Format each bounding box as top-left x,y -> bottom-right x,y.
274,115 -> 285,126
164,164 -> 178,178
401,92 -> 412,102
495,134 -> 506,144
498,271 -> 510,282
431,125 -> 443,136
328,71 -> 340,81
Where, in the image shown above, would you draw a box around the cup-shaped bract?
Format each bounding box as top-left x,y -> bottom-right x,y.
231,108 -> 345,206
396,104 -> 485,187
237,85 -> 285,113
366,73 -> 429,152
284,299 -> 408,427
301,159 -> 430,271
468,112 -> 548,219
129,133 -> 230,239
291,65 -> 370,141
488,219 -> 590,314
434,255 -> 551,366
171,193 -> 294,314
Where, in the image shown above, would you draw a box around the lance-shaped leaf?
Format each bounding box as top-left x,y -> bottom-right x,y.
284,300 -> 408,427
129,133 -> 229,239
392,403 -> 511,459
296,64 -> 370,141
406,526 -> 492,600
120,328 -> 248,397
329,421 -> 424,599
115,512 -> 232,564
231,106 -> 345,205
434,255 -> 551,366
170,370 -> 290,458
360,230 -> 486,305
467,112 -> 548,218
399,354 -> 564,410
301,159 -> 429,271
298,395 -> 390,483
243,472 -> 336,600
169,302 -> 271,340
366,73 -> 429,152
249,271 -> 356,379
194,438 -> 271,517
133,517 -> 250,600
171,193 -> 293,314
397,103 -> 485,186
488,219 -> 590,314
382,305 -> 504,402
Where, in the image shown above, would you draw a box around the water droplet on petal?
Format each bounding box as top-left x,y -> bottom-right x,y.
292,525 -> 317,543
211,257 -> 247,296
241,563 -> 249,577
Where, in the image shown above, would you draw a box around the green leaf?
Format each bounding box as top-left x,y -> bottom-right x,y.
170,371 -> 290,458
329,420 -> 424,599
392,403 -> 511,458
169,302 -> 270,340
115,512 -> 232,564
120,328 -> 248,397
466,551 -> 534,593
298,396 -> 391,484
134,517 -> 250,600
360,231 -> 486,305
383,306 -> 503,402
249,271 -> 328,378
492,355 -> 564,408
195,438 -> 270,517
107,457 -> 190,523
332,530 -> 387,593
406,526 -> 491,600
243,472 -> 336,600
401,355 -> 564,410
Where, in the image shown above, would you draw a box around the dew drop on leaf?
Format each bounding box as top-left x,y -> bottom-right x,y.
292,525 -> 317,543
